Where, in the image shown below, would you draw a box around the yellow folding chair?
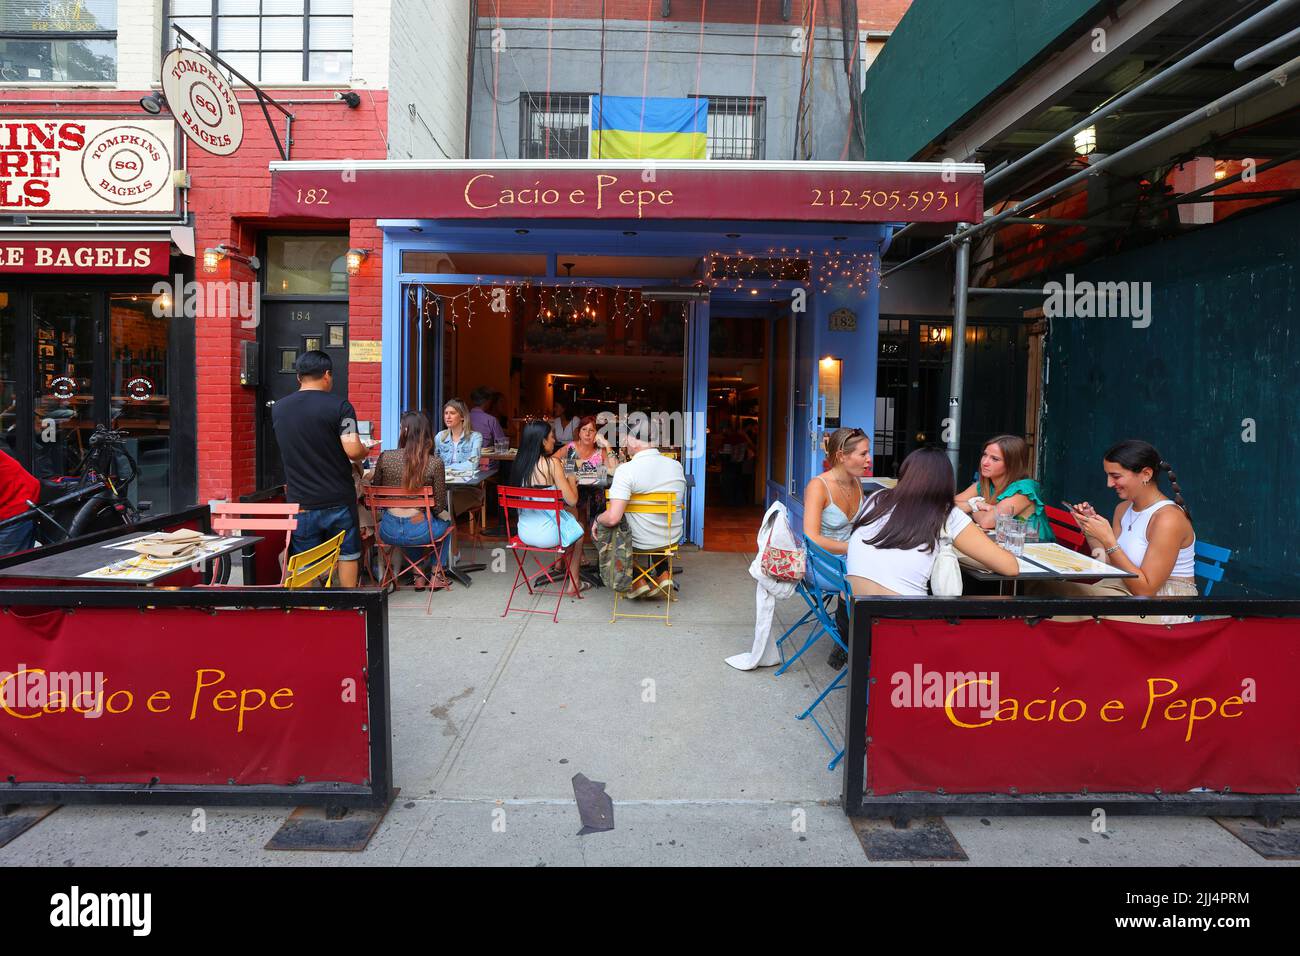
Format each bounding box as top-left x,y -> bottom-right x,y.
608,491 -> 681,627
283,530 -> 346,589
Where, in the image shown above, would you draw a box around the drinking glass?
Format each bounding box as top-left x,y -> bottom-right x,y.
1005,519 -> 1026,557
995,513 -> 1010,547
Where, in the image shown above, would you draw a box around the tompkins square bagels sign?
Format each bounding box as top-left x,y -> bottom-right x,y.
0,118 -> 177,215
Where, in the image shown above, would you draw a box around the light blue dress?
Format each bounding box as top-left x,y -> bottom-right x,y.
515,485 -> 584,548
809,473 -> 860,592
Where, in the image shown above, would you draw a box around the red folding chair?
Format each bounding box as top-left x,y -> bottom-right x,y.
1044,504 -> 1088,553
498,485 -> 582,623
208,501 -> 300,585
363,485 -> 454,614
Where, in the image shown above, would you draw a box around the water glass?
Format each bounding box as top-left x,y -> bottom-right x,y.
995,513 -> 1011,547
1005,519 -> 1026,557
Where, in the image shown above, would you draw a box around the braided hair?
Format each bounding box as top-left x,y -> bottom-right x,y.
1103,439 -> 1192,522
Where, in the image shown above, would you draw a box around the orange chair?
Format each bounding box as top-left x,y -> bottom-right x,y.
209,501 -> 300,585
498,485 -> 583,623
362,484 -> 454,614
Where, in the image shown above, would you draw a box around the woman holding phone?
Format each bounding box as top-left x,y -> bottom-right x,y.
1036,440 -> 1197,622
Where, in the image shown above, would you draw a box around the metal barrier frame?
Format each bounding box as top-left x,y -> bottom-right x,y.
0,584 -> 392,810
842,595 -> 1300,822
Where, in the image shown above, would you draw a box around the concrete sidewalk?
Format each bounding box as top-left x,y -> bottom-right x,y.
0,549 -> 1291,866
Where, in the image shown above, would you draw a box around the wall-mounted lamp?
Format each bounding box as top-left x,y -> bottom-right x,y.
335,91 -> 362,108
346,248 -> 370,276
1073,126 -> 1097,156
139,91 -> 166,115
202,244 -> 260,274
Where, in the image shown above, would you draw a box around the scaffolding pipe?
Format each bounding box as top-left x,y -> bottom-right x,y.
1235,23 -> 1300,70
947,226 -> 971,476
986,0 -> 1300,191
887,0 -> 1300,264
883,50 -> 1300,278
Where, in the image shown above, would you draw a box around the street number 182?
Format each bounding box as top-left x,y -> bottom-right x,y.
296,188 -> 330,205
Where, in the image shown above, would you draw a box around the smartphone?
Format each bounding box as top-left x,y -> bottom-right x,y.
1061,500 -> 1078,512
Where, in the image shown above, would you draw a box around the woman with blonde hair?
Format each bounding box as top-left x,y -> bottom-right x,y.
802,427 -> 872,670
955,433 -> 1053,542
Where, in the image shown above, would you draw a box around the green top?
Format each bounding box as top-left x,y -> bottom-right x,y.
979,477 -> 1055,543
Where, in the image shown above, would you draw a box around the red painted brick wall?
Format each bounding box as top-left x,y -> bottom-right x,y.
488,0 -> 912,30
0,89 -> 388,504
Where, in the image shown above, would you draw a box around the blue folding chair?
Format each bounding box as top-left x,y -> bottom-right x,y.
790,540 -> 851,771
1193,540 -> 1232,597
1192,540 -> 1232,622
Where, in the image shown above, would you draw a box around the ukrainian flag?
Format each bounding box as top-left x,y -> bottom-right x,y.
589,95 -> 708,160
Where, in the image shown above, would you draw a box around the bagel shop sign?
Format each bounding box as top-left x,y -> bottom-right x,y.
0,240 -> 170,275
0,117 -> 178,215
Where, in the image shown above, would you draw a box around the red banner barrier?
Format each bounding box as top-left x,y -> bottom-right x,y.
865,618 -> 1300,796
0,607 -> 370,786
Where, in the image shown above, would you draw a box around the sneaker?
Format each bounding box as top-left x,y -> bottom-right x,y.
652,571 -> 677,601
626,577 -> 655,599
827,645 -> 848,671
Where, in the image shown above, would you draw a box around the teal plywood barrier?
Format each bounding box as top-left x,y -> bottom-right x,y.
863,0 -> 1107,161
1039,200 -> 1300,597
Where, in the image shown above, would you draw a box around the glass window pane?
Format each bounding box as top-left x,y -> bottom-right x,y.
0,38 -> 116,83
311,0 -> 352,13
0,289 -> 16,459
266,236 -> 349,295
169,0 -> 211,15
309,16 -> 351,48
217,0 -> 259,14
32,292 -> 95,480
261,16 -> 304,50
216,16 -> 259,49
218,50 -> 258,81
264,0 -> 305,13
260,51 -> 302,82
280,349 -> 298,371
308,50 -> 350,82
109,294 -> 170,514
168,17 -> 212,49
0,0 -> 117,31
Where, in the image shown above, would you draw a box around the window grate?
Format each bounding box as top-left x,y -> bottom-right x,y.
691,95 -> 766,160
519,92 -> 591,159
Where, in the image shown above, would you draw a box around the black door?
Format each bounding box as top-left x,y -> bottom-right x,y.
258,300 -> 349,489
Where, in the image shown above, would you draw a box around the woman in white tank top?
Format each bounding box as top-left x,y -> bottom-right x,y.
1049,440 -> 1197,623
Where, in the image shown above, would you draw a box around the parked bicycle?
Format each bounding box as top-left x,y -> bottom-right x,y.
0,426 -> 145,547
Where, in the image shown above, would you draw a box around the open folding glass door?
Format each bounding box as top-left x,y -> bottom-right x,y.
400,284 -> 448,420
681,298 -> 709,546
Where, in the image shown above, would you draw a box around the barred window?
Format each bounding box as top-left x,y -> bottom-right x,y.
166,0 -> 352,84
691,95 -> 766,160
519,92 -> 590,159
0,0 -> 117,83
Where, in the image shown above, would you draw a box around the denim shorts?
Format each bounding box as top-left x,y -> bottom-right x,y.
291,504 -> 361,561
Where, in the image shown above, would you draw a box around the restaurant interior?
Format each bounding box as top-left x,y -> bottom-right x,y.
400,251 -> 778,550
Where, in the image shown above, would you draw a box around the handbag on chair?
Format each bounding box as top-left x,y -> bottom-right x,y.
759,517 -> 806,583
929,527 -> 964,596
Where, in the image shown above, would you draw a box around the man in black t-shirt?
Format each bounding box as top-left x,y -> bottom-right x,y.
272,351 -> 369,587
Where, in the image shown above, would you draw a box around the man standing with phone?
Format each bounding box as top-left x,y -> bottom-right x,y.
272,351 -> 371,587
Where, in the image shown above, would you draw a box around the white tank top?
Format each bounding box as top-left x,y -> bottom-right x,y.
1116,499 -> 1196,576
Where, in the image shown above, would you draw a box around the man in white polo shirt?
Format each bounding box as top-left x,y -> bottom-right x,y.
593,419 -> 687,597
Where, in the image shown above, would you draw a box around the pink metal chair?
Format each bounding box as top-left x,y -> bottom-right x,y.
208,501 -> 300,585
498,485 -> 582,623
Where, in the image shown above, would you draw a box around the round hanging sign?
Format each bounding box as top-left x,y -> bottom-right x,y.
161,48 -> 244,156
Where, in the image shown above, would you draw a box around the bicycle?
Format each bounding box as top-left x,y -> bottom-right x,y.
0,425 -> 145,547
